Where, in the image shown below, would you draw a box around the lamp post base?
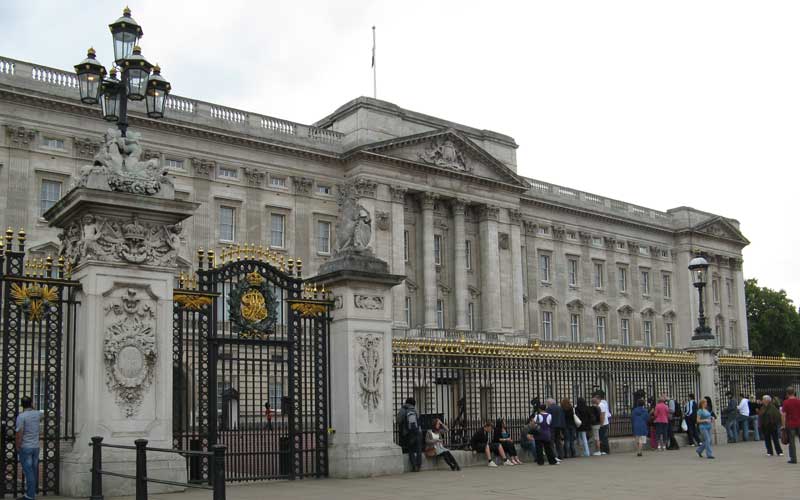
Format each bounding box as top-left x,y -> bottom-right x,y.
691,326 -> 714,342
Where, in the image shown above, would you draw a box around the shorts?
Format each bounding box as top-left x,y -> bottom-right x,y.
636,435 -> 647,445
591,425 -> 601,441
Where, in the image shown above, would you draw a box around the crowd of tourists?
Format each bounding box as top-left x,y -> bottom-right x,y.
396,386 -> 800,471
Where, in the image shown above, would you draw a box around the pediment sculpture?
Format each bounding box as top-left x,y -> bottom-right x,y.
418,137 -> 470,172
74,128 -> 174,198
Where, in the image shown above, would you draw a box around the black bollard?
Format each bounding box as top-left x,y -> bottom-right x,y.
90,436 -> 104,500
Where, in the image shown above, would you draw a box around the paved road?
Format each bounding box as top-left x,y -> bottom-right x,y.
107,441 -> 797,500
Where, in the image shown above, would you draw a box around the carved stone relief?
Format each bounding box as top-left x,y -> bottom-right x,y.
242,167 -> 266,186
354,294 -> 384,310
103,288 -> 157,418
334,182 -> 373,255
356,334 -> 383,424
73,137 -> 102,160
389,186 -> 407,204
375,211 -> 390,231
5,125 -> 37,148
498,232 -> 510,250
418,137 -> 470,172
191,158 -> 215,177
292,176 -> 313,195
352,177 -> 378,198
59,214 -> 183,268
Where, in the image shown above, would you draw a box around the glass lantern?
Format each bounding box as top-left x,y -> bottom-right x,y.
123,46 -> 153,101
100,68 -> 121,122
145,65 -> 171,119
688,256 -> 709,287
74,48 -> 106,105
109,7 -> 143,63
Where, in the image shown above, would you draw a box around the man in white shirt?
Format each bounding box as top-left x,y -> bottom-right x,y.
737,394 -> 751,441
596,391 -> 611,454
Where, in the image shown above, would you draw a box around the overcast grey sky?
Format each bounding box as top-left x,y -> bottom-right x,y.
2,0 -> 798,303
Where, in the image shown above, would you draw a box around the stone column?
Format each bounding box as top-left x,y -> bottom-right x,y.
45,187 -> 198,497
731,258 -> 749,350
3,125 -> 37,230
688,342 -> 725,436
421,192 -> 438,328
390,186 -> 408,327
452,199 -> 469,330
509,209 -> 525,333
479,205 -> 501,332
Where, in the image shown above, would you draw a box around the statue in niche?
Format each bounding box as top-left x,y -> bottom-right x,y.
334,182 -> 373,255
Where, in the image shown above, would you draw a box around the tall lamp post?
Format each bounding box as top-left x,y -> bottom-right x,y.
689,256 -> 714,341
74,7 -> 171,137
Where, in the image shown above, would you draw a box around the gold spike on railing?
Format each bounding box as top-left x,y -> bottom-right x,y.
17,227 -> 26,252
296,258 -> 302,278
207,249 -> 215,269
45,255 -> 53,278
287,258 -> 294,274
197,248 -> 205,269
4,227 -> 12,249
57,255 -> 65,279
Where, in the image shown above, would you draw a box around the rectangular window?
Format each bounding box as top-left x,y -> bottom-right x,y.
468,302 -> 475,331
665,323 -> 674,348
570,314 -> 581,342
726,279 -> 733,305
567,231 -> 577,240
434,235 -> 442,266
621,318 -> 630,346
165,158 -> 184,170
730,321 -> 737,348
638,246 -> 649,256
542,311 -> 553,340
644,320 -> 653,347
568,258 -> 578,286
617,241 -> 627,250
618,267 -> 627,292
465,240 -> 472,270
271,176 -> 287,188
404,296 -> 412,326
537,226 -> 549,236
40,179 -> 62,216
661,249 -> 669,258
596,316 -> 606,344
436,299 -> 444,329
403,230 -> 410,262
592,236 -> 603,247
594,262 -> 604,289
712,279 -> 720,303
270,213 -> 285,248
44,137 -> 64,149
539,254 -> 551,282
662,274 -> 672,299
218,166 -> 238,179
317,185 -> 331,195
641,270 -> 650,295
219,206 -> 235,242
317,221 -> 331,254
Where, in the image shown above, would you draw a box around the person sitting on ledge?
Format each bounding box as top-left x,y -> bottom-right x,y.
425,418 -> 460,471
493,418 -> 522,465
471,421 -> 511,467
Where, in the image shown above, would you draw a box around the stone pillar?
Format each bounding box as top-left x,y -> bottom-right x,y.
479,205 -> 501,332
2,125 -> 37,230
688,342 -> 725,436
731,258 -> 749,351
509,209 -> 525,333
421,192 -> 438,328
390,186 -> 408,327
45,187 -> 198,497
452,199 -> 469,330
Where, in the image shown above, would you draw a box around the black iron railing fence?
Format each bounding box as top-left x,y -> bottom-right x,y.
392,335 -> 701,448
718,355 -> 800,404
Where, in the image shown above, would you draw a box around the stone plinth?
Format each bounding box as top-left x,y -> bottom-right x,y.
315,258 -> 405,478
687,340 -> 724,436
45,187 -> 198,497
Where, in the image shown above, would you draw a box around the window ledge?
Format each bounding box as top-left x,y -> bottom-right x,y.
540,281 -> 552,287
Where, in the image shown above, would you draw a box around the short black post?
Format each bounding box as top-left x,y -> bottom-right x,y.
211,444 -> 226,500
134,439 -> 148,500
90,436 -> 104,500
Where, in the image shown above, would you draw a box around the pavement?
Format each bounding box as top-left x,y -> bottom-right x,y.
79,441 -> 799,500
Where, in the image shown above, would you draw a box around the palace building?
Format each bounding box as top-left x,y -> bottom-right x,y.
0,55 -> 750,352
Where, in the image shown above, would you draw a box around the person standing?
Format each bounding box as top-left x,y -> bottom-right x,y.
575,398 -> 593,457
396,397 -> 422,472
695,398 -> 715,459
737,394 -> 751,442
591,397 -> 603,456
561,398 -> 577,458
653,397 -> 670,450
15,396 -> 40,500
781,386 -> 800,464
685,394 -> 700,446
546,398 -> 566,459
749,396 -> 762,442
759,395 -> 783,457
533,404 -> 558,465
723,392 -> 739,443
632,399 -> 650,457
596,391 -> 611,454
263,401 -> 274,431
425,418 -> 461,471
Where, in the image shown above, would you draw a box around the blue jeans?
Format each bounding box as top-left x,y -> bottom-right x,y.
749,415 -> 760,441
725,416 -> 738,442
577,431 -> 590,457
696,427 -> 714,457
19,447 -> 38,499
520,437 -> 536,459
737,414 -> 750,441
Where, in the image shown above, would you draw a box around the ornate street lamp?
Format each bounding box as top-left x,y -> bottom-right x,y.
75,7 -> 171,136
689,256 -> 713,341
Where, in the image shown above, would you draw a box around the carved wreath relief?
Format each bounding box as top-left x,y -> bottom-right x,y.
356,334 -> 383,424
103,289 -> 157,418
354,294 -> 384,310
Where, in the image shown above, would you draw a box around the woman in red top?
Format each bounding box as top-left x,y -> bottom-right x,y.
653,398 -> 670,451
782,386 -> 800,464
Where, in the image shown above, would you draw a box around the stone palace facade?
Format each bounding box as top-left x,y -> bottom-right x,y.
0,55 -> 750,351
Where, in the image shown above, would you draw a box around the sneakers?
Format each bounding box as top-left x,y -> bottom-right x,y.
779,453 -> 784,457
488,461 -> 498,467
601,452 -> 608,455
766,453 -> 773,457
636,452 -> 642,457
592,451 -> 602,456
504,460 -> 515,466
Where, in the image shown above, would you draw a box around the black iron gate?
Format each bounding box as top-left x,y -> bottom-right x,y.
173,248 -> 331,481
0,229 -> 79,496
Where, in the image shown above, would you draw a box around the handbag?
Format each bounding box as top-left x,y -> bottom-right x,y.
573,413 -> 582,427
681,419 -> 688,432
424,447 -> 437,458
781,428 -> 790,446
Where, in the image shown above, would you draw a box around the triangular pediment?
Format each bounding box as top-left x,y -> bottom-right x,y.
355,129 -> 527,189
693,217 -> 749,245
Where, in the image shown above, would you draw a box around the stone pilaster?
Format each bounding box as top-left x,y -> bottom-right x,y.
3,125 -> 37,231
452,199 -> 469,330
730,257 -> 749,350
478,204 -> 501,332
421,192 -> 438,328
390,186 -> 408,327
509,209 -> 524,333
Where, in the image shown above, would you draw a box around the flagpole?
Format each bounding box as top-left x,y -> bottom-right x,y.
372,26 -> 377,99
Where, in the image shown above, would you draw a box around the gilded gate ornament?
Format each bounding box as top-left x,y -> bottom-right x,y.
228,271 -> 277,338
10,282 -> 59,322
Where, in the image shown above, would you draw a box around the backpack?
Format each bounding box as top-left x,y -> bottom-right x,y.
534,414 -> 552,442
406,407 -> 419,433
